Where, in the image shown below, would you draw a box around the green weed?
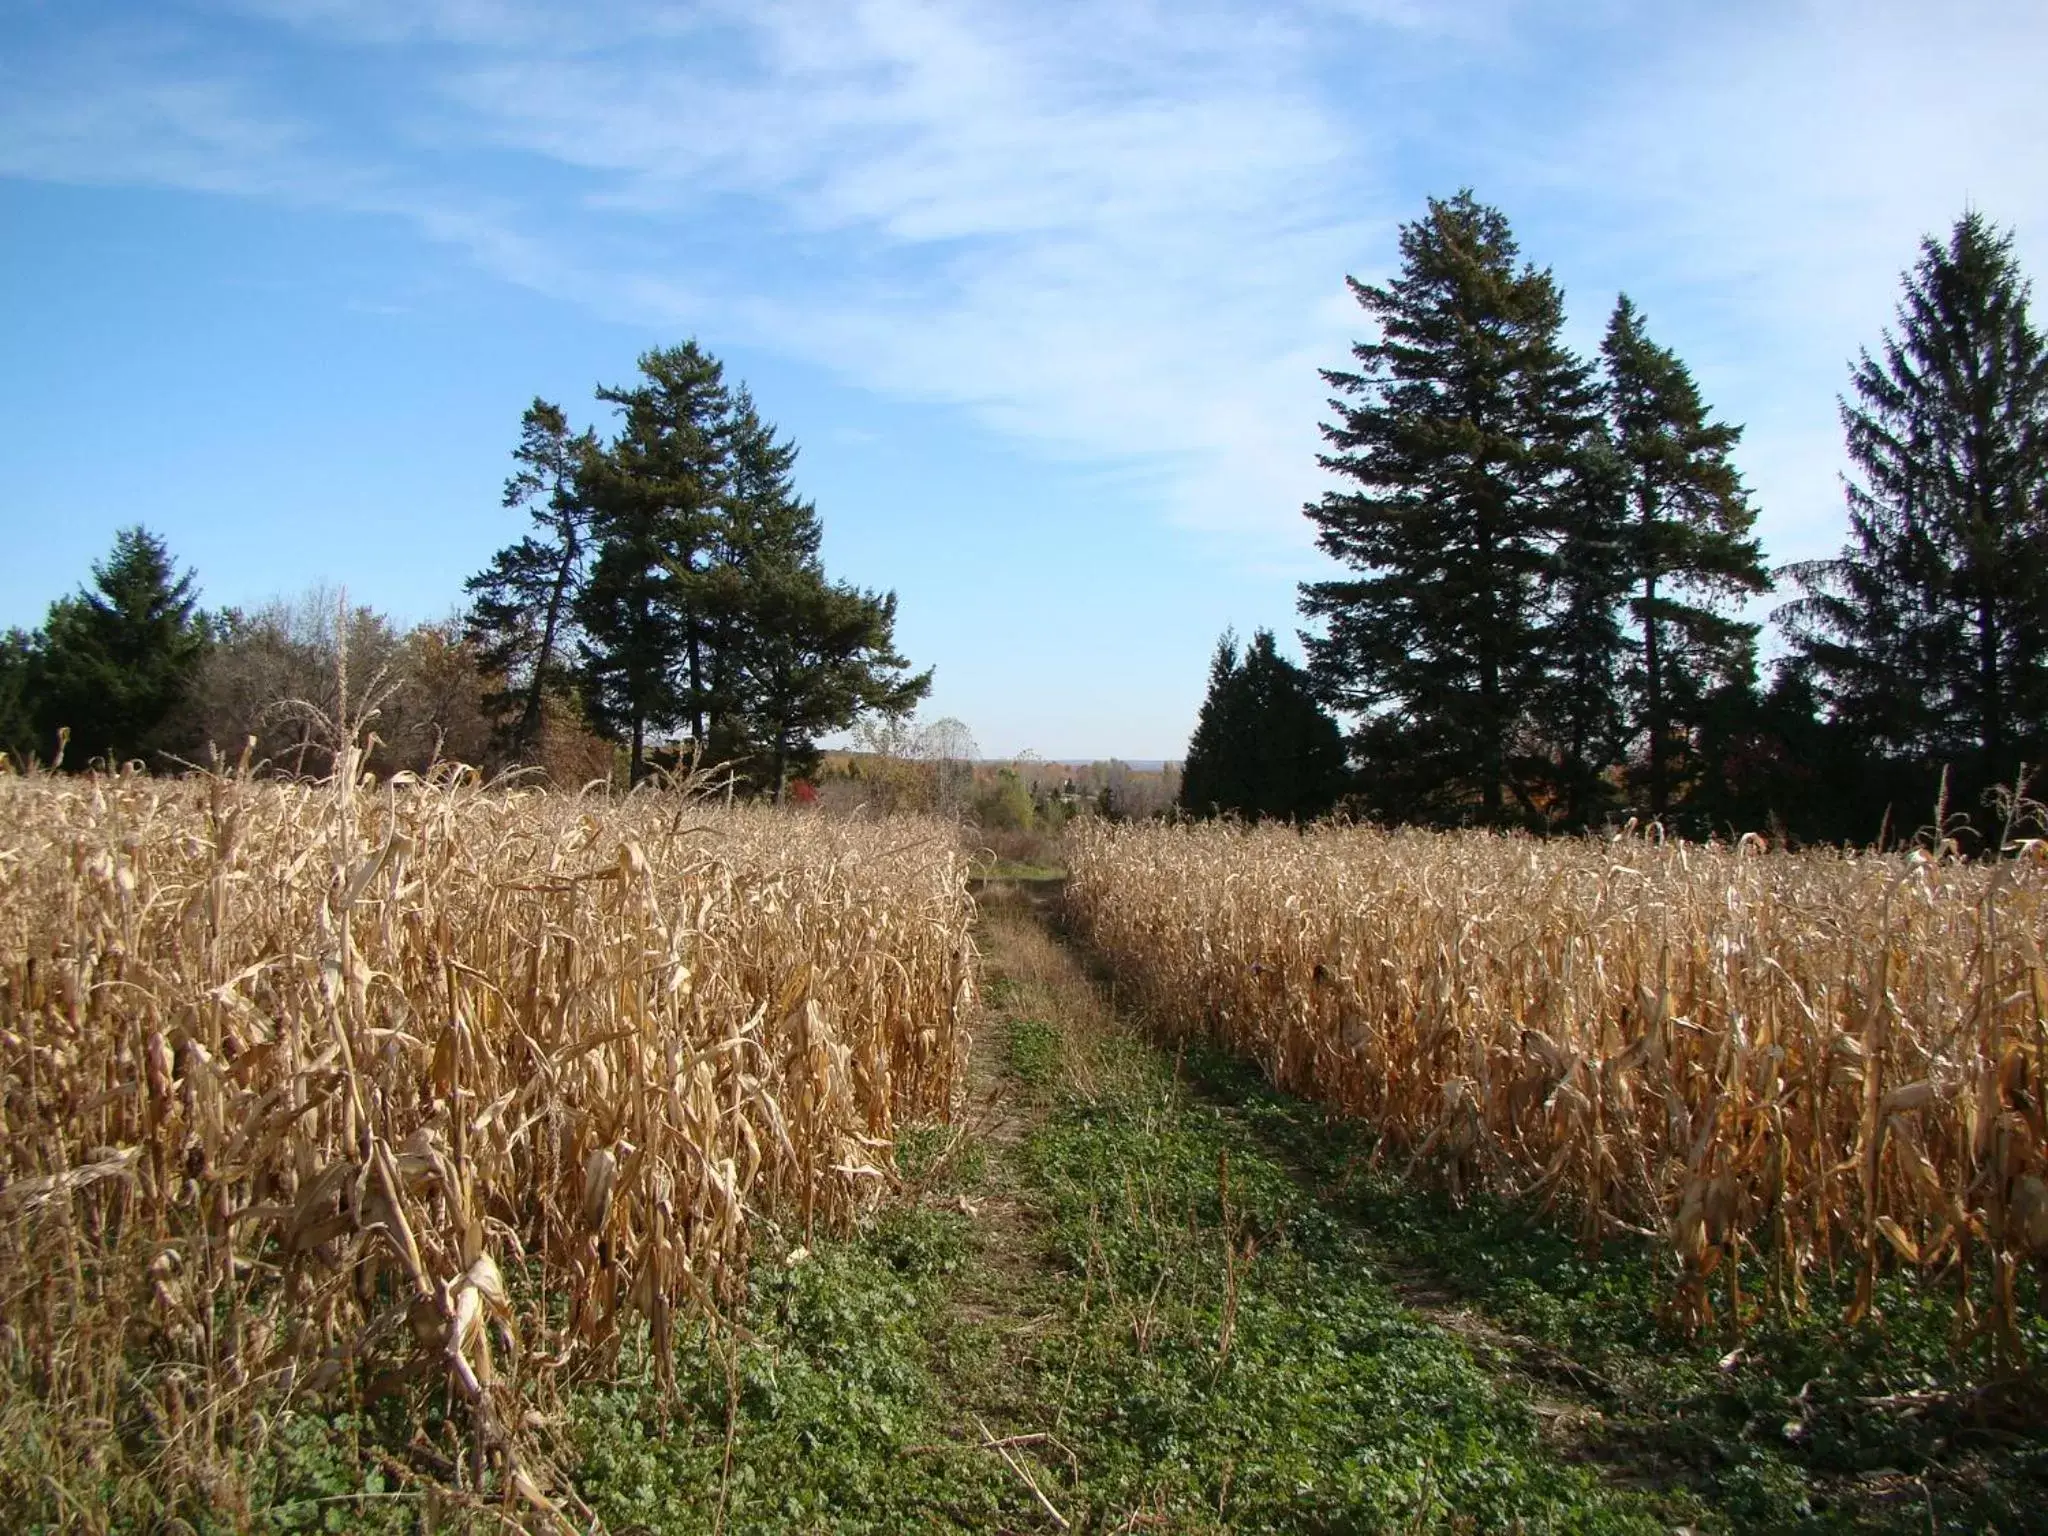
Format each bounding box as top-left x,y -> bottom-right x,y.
1167,1038 -> 2048,1534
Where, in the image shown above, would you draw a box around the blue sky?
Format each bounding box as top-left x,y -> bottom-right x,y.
4,0 -> 2046,760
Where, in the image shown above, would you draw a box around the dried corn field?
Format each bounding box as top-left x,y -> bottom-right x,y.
0,760 -> 974,1516
1067,821 -> 2048,1349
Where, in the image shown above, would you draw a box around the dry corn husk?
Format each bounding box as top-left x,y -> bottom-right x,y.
0,763 -> 975,1495
1068,820 -> 2048,1348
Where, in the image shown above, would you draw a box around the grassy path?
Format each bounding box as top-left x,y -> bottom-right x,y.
938,888 -> 1684,1533
567,885 -> 1685,1533
563,880 -> 2048,1535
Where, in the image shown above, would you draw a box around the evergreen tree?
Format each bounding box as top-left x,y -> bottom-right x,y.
699,387 -> 823,769
1300,191 -> 1598,824
34,527 -> 209,766
570,343 -> 934,790
576,344 -> 730,780
729,569 -> 931,801
1538,435 -> 1632,826
0,629 -> 40,765
1180,629 -> 1346,821
464,399 -> 598,760
1601,296 -> 1768,817
702,389 -> 930,797
1182,633 -> 1251,816
1781,212 -> 2048,819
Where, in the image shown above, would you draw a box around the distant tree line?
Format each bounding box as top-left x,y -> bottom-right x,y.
0,547 -> 521,780
1185,195 -> 2048,849
0,340 -> 928,796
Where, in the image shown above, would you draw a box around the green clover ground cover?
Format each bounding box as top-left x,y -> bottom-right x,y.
1165,1036 -> 2048,1534
558,890 -> 2048,1533
567,899 -> 1681,1533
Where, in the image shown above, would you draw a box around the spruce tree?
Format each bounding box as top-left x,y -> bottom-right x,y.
1181,629 -> 1345,821
1181,632 -> 1251,818
729,569 -> 931,801
35,527 -> 209,766
464,399 -> 599,760
576,344 -> 729,780
0,629 -> 39,765
1539,435 -> 1632,825
1300,192 -> 1597,824
1781,212 -> 2048,814
1601,296 -> 1767,817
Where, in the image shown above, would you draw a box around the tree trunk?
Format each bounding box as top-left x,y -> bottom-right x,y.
686,624 -> 706,752
1477,510 -> 1503,823
1979,595 -> 2004,813
521,539 -> 577,757
1643,572 -> 1666,817
1481,650 -> 1502,823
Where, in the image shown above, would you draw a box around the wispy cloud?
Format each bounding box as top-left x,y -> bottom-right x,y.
3,1 -> 1395,552
0,26 -> 312,196
425,0 -> 1383,545
1511,0 -> 2048,566
8,0 -> 2048,578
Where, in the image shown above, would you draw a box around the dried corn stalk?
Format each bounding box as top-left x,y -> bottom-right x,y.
0,763 -> 974,1503
1067,821 -> 2047,1352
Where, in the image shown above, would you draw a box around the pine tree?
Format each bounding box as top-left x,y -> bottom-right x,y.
1538,435 -> 1632,825
1781,212 -> 2048,815
1300,192 -> 1598,824
576,344 -> 729,780
1180,629 -> 1346,821
34,527 -> 209,766
464,399 -> 599,761
0,629 -> 39,765
1601,296 -> 1767,818
729,570 -> 931,801
699,387 -> 822,769
571,344 -> 933,790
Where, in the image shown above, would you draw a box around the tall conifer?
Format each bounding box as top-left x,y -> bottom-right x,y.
1601,296 -> 1767,816
575,344 -> 729,779
566,343 -> 931,789
1181,630 -> 1347,821
35,527 -> 209,766
464,399 -> 598,759
1539,435 -> 1632,825
1300,192 -> 1597,824
1782,213 -> 2048,813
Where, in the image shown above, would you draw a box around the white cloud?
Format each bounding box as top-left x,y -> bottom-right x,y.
4,1 -> 1391,548
1511,0 -> 2048,569
9,0 -> 2048,583
0,31 -> 313,196
420,0 -> 1381,543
